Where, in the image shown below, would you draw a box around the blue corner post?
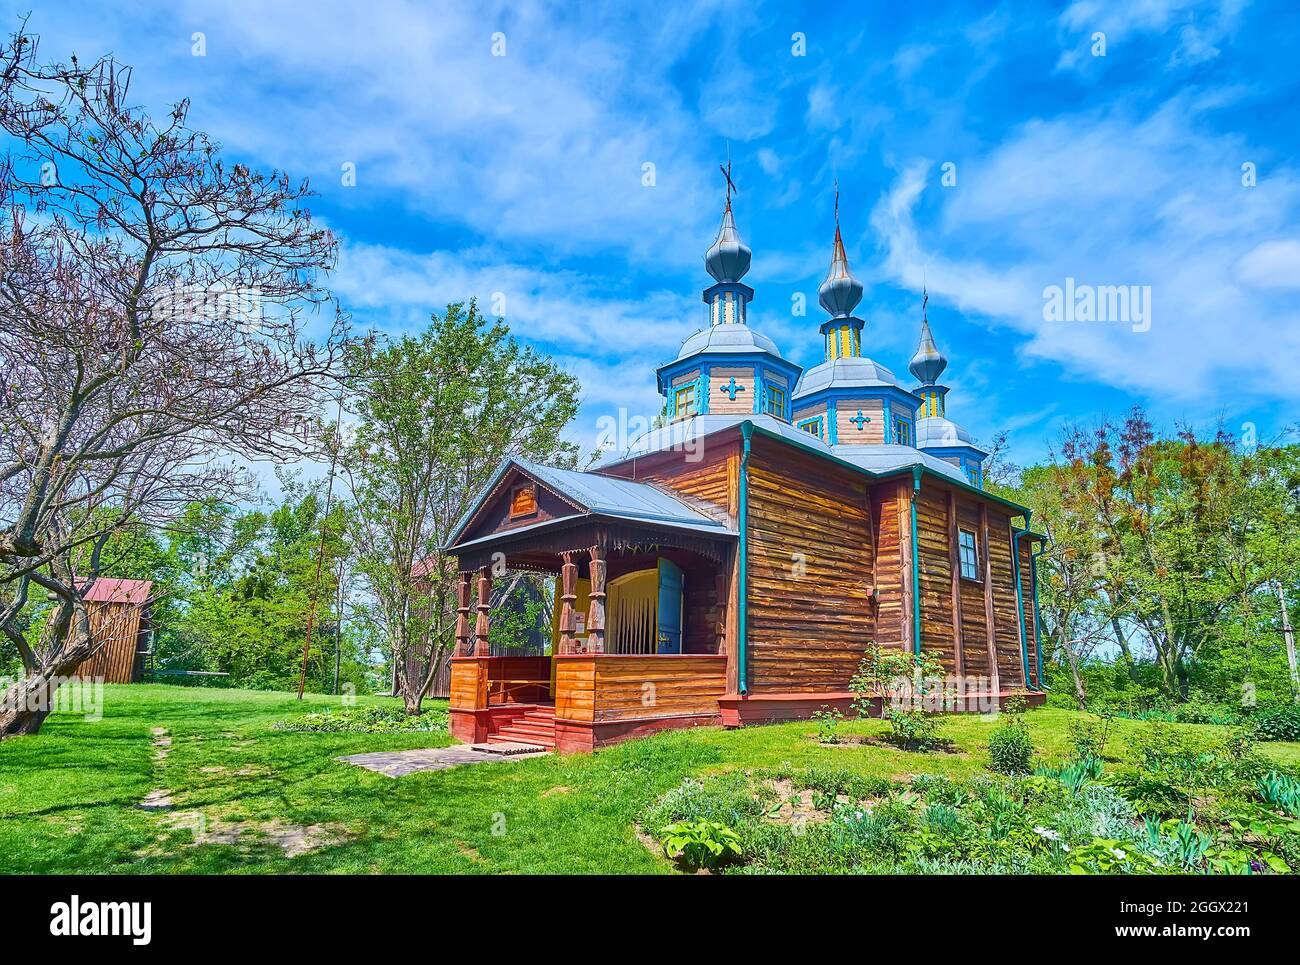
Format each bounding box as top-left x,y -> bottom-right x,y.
738,421 -> 753,694
1031,537 -> 1048,691
1011,525 -> 1030,689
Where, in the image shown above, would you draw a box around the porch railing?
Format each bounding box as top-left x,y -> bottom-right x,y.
450,653 -> 727,723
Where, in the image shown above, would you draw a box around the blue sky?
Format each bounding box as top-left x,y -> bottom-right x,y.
15,0 -> 1300,473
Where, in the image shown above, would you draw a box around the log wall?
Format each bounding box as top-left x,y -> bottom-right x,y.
744,436 -> 875,692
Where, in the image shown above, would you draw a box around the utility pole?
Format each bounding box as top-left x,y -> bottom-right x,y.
1278,581 -> 1300,705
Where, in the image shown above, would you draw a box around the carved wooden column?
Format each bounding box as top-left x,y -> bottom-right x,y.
558,552 -> 578,655
714,570 -> 729,654
587,545 -> 607,654
455,572 -> 471,656
473,566 -> 492,657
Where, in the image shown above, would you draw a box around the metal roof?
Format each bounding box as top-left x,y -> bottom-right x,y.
444,457 -> 734,552
793,356 -> 910,398
669,322 -> 785,362
594,413 -> 1029,514
77,578 -> 153,605
832,444 -> 969,484
915,415 -> 987,454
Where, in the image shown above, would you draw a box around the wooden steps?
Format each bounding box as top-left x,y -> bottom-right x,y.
485,706 -> 556,750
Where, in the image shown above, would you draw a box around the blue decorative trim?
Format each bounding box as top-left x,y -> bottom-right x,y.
796,415 -> 825,440
817,314 -> 865,339
658,352 -> 803,398
827,400 -> 838,444
1012,525 -> 1030,689
792,385 -> 919,415
1031,538 -> 1047,691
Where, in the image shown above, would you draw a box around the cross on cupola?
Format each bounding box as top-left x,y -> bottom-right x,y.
720,158 -> 738,205
850,410 -> 871,431
722,376 -> 745,401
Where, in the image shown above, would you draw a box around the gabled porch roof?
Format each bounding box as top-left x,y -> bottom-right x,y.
445,456 -> 735,557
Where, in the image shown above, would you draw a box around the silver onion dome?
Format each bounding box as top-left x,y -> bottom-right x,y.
704,200 -> 752,283
818,225 -> 863,318
909,315 -> 948,385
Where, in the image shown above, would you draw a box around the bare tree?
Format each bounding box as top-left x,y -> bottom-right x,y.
0,31 -> 345,734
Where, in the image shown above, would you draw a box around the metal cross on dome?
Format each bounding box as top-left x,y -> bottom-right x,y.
720,158 -> 738,204
722,377 -> 745,401
850,410 -> 871,431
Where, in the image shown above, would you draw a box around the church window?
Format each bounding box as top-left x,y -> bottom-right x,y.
674,384 -> 696,417
893,416 -> 912,446
764,384 -> 786,419
958,529 -> 979,580
797,415 -> 824,439
967,464 -> 982,488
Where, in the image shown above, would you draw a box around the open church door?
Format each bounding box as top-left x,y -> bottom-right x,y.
656,559 -> 684,654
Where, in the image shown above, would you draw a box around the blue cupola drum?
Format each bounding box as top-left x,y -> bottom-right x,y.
657,185 -> 801,423
908,294 -> 988,488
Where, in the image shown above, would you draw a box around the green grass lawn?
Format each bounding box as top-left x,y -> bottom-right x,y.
1,684 -> 1296,874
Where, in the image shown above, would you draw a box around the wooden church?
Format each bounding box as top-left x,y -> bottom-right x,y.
446,183 -> 1045,753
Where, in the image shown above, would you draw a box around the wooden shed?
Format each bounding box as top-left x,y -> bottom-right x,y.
69,578 -> 154,684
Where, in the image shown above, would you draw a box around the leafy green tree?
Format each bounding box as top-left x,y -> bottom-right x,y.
340,302 -> 579,714
1012,408 -> 1300,705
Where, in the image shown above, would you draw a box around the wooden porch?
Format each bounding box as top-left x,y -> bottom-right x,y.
446,515 -> 737,752
449,653 -> 728,752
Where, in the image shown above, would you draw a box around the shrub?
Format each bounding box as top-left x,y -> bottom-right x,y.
1172,696 -> 1242,726
1068,715 -> 1114,761
988,720 -> 1035,775
644,772 -> 765,830
911,774 -> 973,807
885,708 -> 944,751
812,705 -> 844,744
1106,772 -> 1189,818
271,705 -> 447,734
658,820 -> 743,870
1250,705 -> 1300,742
794,767 -> 893,801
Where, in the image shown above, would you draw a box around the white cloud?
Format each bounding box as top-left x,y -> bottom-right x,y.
1236,239 -> 1300,291
1056,0 -> 1249,71
869,94 -> 1300,404
329,237 -> 704,454
806,84 -> 842,131
29,0 -> 725,267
